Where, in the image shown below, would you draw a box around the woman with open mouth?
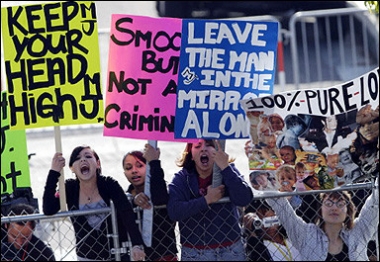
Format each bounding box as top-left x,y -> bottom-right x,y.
167,139 -> 253,261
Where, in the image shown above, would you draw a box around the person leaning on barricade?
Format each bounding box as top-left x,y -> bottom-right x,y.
243,199 -> 302,261
122,143 -> 178,261
167,139 -> 253,261
1,203 -> 55,261
42,145 -> 146,261
266,177 -> 379,261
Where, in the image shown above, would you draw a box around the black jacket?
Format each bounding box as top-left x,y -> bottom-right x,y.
126,160 -> 178,260
1,235 -> 55,261
43,170 -> 143,260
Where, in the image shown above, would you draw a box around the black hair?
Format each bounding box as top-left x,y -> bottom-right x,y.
122,151 -> 146,168
6,203 -> 37,230
69,145 -> 101,176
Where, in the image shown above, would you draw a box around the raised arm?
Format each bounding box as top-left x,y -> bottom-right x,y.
144,144 -> 169,205
352,177 -> 379,241
266,196 -> 309,250
43,152 -> 65,215
149,160 -> 169,205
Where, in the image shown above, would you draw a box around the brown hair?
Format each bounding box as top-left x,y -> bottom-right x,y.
316,191 -> 356,229
176,140 -> 234,170
268,113 -> 285,130
176,140 -> 214,170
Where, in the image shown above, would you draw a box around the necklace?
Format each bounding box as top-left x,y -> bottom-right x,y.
83,187 -> 97,204
271,239 -> 293,261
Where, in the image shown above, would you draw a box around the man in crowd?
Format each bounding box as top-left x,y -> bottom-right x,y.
1,203 -> 55,261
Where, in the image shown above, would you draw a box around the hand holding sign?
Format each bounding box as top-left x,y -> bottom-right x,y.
212,139 -> 226,187
142,140 -> 157,247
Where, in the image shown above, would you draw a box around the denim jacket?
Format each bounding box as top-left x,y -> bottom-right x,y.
266,178 -> 379,261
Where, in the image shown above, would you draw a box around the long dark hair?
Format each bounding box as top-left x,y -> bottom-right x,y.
69,145 -> 102,176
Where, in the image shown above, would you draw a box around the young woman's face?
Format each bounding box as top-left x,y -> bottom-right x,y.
191,139 -> 216,175
123,154 -> 146,186
70,148 -> 99,181
321,196 -> 348,224
359,120 -> 379,142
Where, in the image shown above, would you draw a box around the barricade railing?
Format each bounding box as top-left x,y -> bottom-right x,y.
288,7 -> 379,89
2,182 -> 377,261
1,204 -> 128,261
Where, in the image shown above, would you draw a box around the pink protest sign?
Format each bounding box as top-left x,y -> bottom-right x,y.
103,15 -> 182,141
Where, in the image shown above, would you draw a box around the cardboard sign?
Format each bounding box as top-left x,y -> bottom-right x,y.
240,68 -> 379,191
103,14 -> 183,141
1,1 -> 103,129
175,19 -> 278,139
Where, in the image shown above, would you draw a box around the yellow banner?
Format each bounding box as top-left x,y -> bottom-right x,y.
1,1 -> 104,130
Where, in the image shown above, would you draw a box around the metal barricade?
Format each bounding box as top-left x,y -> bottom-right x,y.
1,203 -> 129,261
288,7 -> 379,89
2,182 -> 378,260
